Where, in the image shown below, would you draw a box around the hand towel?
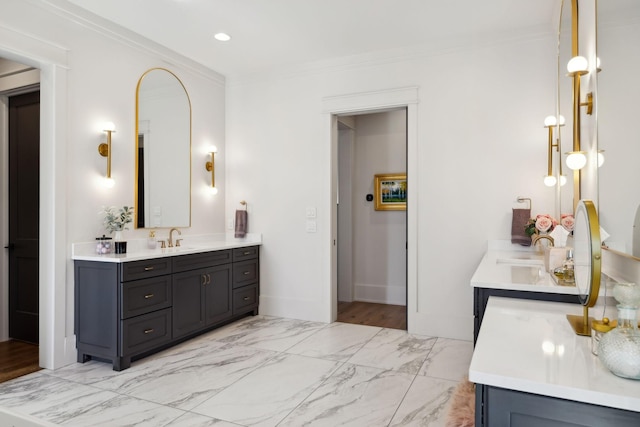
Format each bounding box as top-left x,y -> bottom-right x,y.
511,208 -> 531,246
235,209 -> 247,238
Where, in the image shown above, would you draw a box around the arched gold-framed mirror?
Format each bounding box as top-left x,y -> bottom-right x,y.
135,68 -> 192,229
567,199 -> 601,336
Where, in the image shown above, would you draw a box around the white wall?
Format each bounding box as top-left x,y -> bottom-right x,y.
352,110 -> 407,305
0,0 -> 226,368
226,32 -> 559,340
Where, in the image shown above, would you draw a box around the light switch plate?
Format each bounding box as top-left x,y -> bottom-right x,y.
306,220 -> 317,232
306,207 -> 317,218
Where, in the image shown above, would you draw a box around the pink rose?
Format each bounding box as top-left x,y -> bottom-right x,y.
535,214 -> 554,232
561,214 -> 575,232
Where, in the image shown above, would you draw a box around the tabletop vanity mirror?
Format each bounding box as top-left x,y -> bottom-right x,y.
135,68 -> 192,229
567,199 -> 601,336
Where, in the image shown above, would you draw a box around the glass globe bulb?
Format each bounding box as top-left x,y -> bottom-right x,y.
210,186 -> 218,195
559,175 -> 568,186
567,56 -> 588,73
566,152 -> 587,170
544,116 -> 557,127
104,177 -> 115,188
598,151 -> 605,167
544,175 -> 557,187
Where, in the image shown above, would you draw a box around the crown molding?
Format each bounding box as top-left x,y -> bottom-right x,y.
227,24 -> 556,87
33,0 -> 225,86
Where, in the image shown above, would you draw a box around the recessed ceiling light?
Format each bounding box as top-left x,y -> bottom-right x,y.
214,33 -> 231,42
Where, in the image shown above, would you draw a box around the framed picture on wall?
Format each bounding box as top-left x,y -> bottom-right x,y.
374,173 -> 407,211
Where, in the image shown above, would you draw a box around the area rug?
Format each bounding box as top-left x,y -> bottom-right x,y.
446,377 -> 475,427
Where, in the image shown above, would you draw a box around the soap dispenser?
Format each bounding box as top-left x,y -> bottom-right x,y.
562,249 -> 575,283
147,230 -> 157,249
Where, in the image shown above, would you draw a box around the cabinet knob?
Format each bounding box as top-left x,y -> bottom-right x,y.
143,328 -> 155,334
144,294 -> 154,299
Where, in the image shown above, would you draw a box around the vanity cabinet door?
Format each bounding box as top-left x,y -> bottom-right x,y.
172,267 -> 207,339
204,264 -> 232,326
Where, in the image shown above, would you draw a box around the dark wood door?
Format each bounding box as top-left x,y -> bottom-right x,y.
8,91 -> 40,344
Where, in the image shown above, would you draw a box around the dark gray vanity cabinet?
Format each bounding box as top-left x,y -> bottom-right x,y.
476,385 -> 640,427
75,257 -> 173,371
172,250 -> 232,339
74,246 -> 259,371
231,246 -> 259,315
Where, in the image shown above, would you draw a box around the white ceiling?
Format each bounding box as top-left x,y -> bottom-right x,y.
63,0 -> 561,78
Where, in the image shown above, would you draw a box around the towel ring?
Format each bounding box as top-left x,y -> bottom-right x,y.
240,200 -> 247,210
517,197 -> 531,211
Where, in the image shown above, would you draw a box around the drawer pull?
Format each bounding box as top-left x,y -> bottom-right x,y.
243,296 -> 250,301
144,266 -> 155,271
243,251 -> 251,255
144,294 -> 154,299
243,271 -> 251,275
143,328 -> 155,334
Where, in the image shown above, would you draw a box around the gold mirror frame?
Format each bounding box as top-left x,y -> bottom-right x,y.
567,199 -> 601,335
135,68 -> 192,229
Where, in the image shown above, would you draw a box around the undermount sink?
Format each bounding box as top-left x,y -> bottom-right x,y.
496,257 -> 544,266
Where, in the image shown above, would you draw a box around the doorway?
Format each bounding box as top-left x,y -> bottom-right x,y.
335,109 -> 407,330
8,90 -> 40,344
1,57 -> 41,380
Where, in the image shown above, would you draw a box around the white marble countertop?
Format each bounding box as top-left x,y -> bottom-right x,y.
470,249 -> 580,294
72,233 -> 262,263
469,297 -> 640,412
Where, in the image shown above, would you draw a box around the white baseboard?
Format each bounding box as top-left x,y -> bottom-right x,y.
259,295 -> 331,323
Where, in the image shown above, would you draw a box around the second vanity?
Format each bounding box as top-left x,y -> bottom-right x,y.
471,241 -> 583,342
72,234 -> 261,371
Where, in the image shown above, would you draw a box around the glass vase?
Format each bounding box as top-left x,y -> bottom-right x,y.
597,283 -> 640,380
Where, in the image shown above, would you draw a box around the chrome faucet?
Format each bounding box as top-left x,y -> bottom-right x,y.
168,228 -> 181,247
532,234 -> 554,247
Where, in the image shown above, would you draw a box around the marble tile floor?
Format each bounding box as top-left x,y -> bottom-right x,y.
0,316 -> 473,427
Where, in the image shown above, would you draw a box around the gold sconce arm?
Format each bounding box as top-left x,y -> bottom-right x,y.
205,146 -> 218,194
98,122 -> 115,187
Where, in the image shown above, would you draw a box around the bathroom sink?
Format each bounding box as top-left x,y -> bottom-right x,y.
496,257 -> 544,266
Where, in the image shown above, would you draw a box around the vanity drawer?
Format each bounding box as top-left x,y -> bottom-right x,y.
120,276 -> 172,319
233,246 -> 259,262
173,250 -> 232,273
121,308 -> 172,356
233,285 -> 258,314
121,258 -> 172,282
232,259 -> 258,288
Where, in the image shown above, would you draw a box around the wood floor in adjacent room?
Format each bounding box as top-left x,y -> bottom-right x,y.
337,301 -> 407,330
0,340 -> 41,384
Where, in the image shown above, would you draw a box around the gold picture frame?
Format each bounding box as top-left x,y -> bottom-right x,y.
374,173 -> 407,211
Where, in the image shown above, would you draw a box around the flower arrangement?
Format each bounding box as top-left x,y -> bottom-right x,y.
560,213 -> 575,232
525,213 -> 575,237
525,214 -> 557,237
101,206 -> 134,234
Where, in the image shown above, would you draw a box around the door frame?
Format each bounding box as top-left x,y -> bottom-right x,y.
0,32 -> 71,369
323,87 -> 419,332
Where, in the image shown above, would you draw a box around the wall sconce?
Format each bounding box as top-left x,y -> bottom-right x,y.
565,56 -> 593,171
597,149 -> 605,168
543,115 -> 566,187
205,146 -> 218,194
98,122 -> 116,188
